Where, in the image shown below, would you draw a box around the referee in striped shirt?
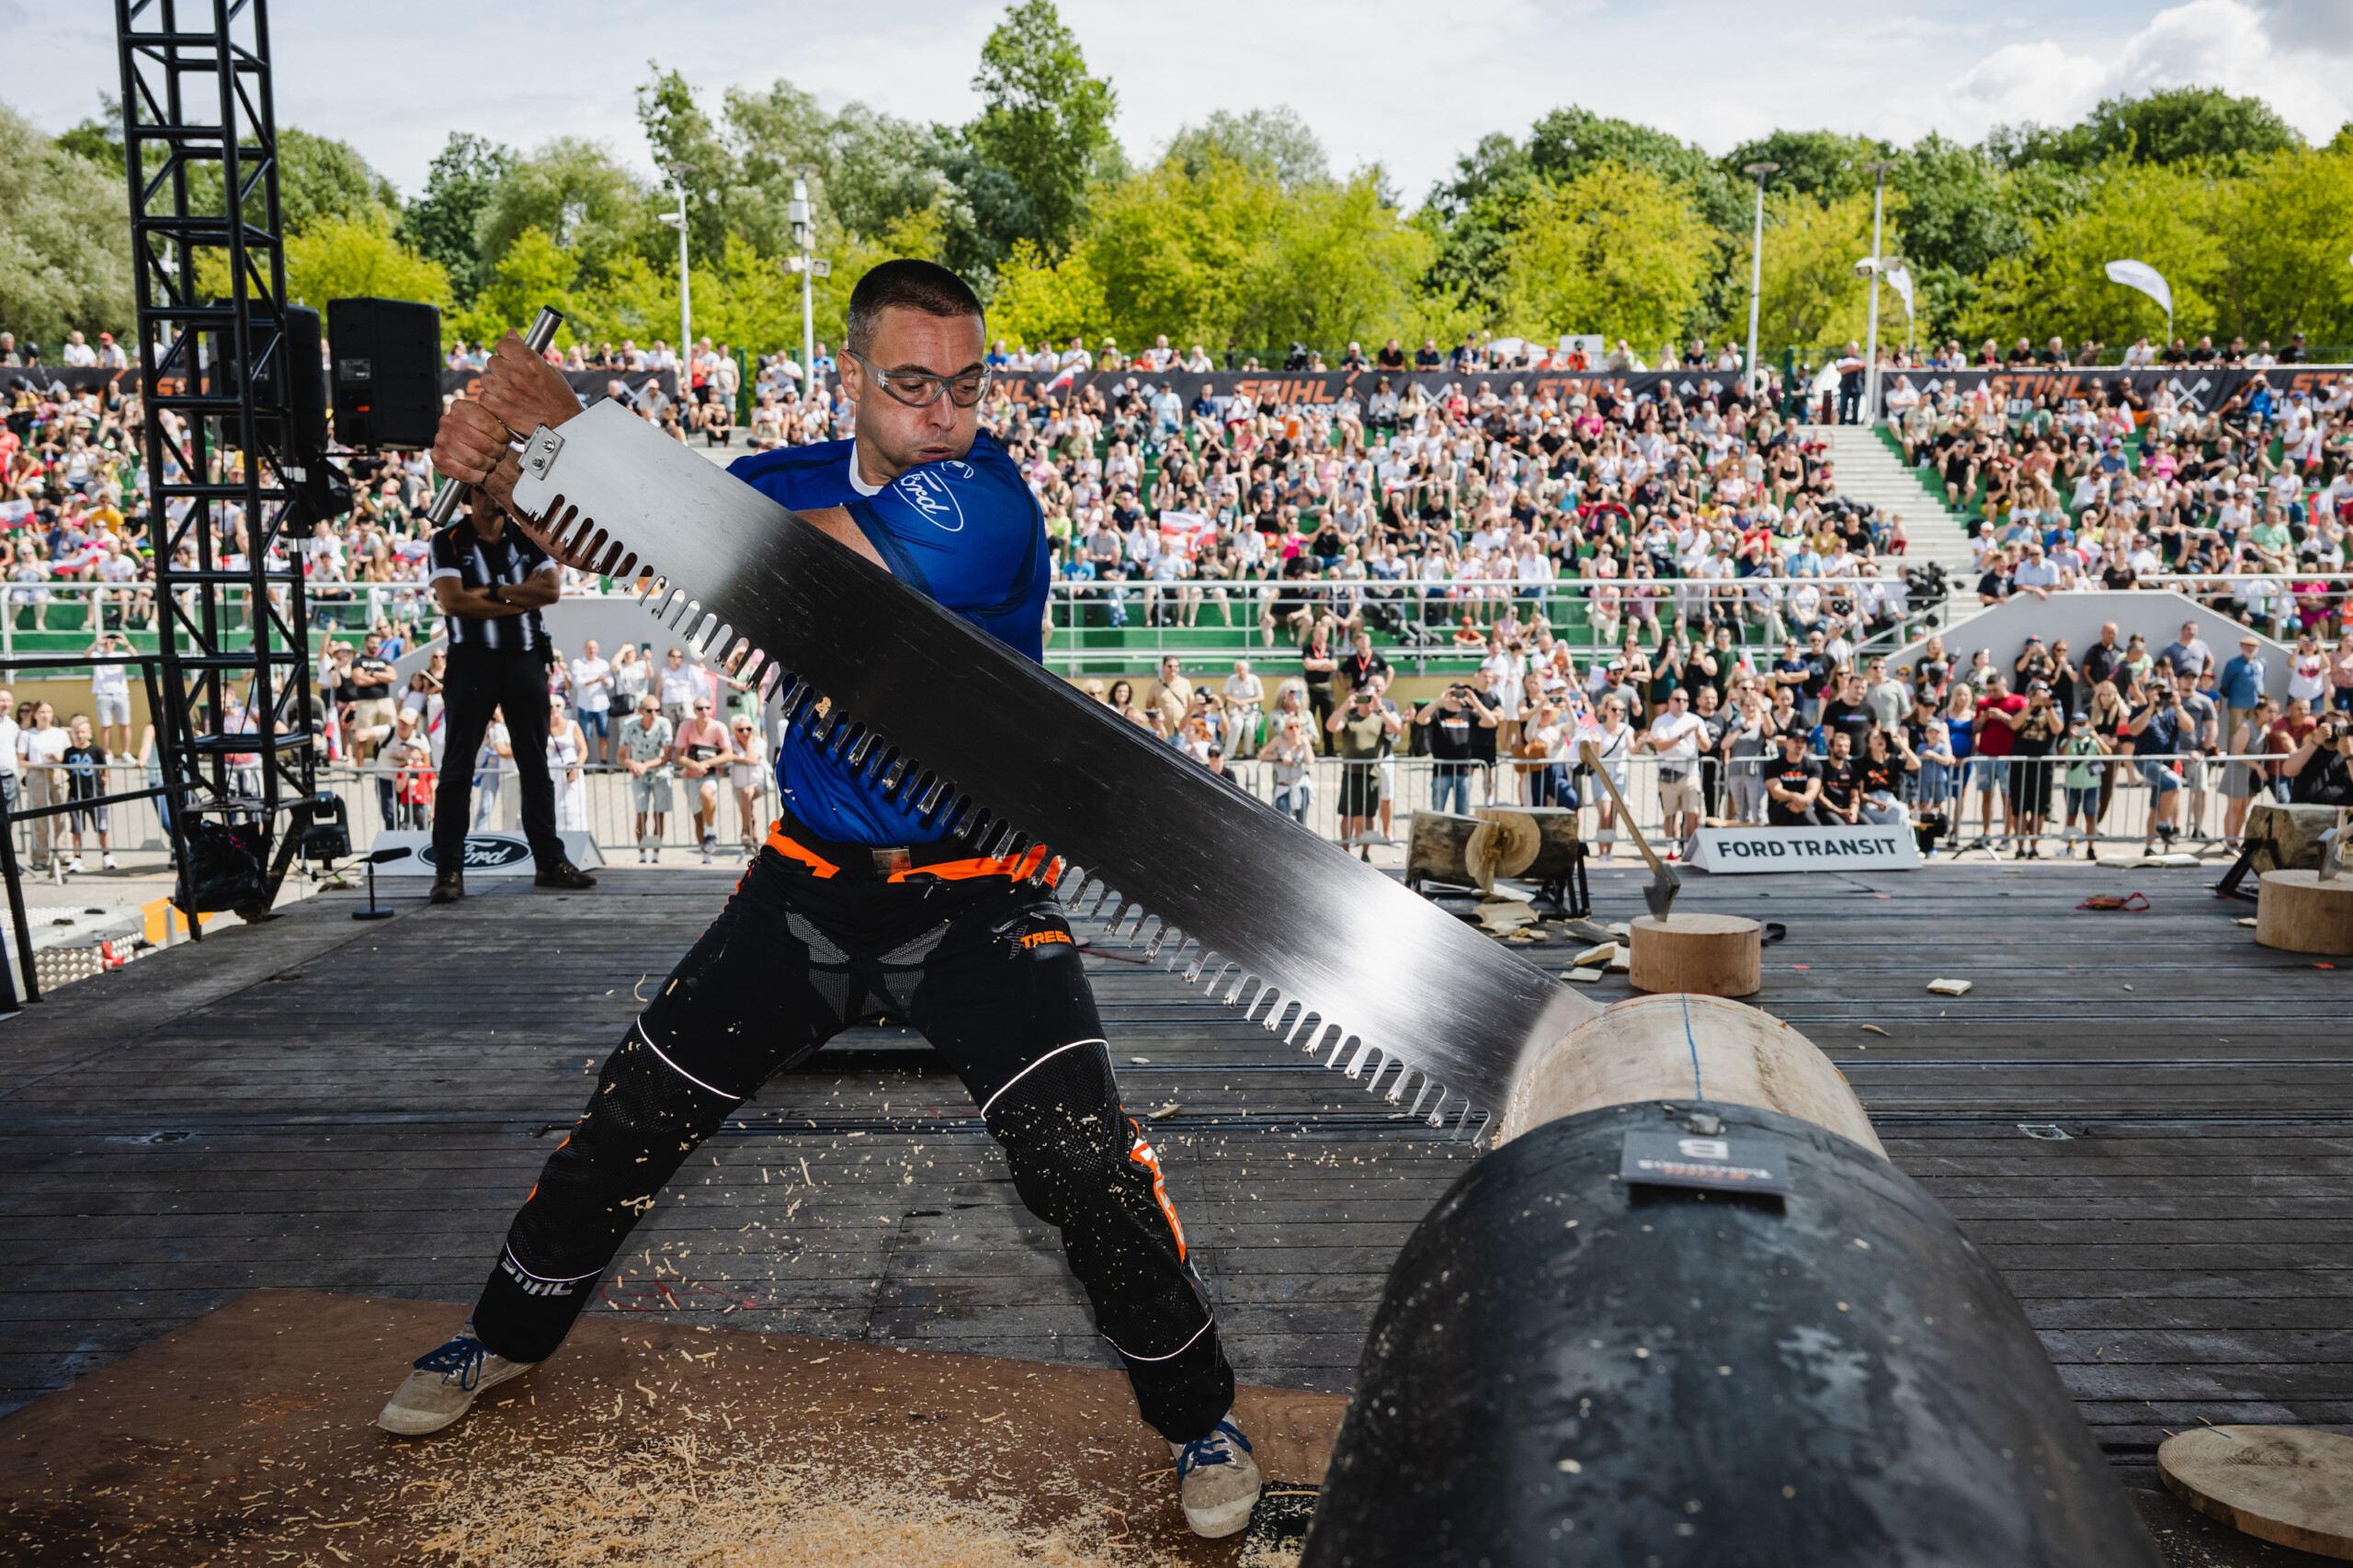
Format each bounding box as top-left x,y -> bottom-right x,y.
426,497 -> 597,903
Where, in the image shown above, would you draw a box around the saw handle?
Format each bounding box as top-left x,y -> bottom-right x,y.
426,305 -> 565,528
1578,738 -> 1668,883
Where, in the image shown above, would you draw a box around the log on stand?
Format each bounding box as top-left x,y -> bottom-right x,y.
1405,808 -> 1586,909
1628,912 -> 1763,997
2255,868 -> 2353,956
1300,994 -> 2161,1568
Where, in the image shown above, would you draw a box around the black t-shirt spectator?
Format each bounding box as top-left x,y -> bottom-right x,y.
1766,755 -> 1822,826
1819,756 -> 1859,816
350,653 -> 395,702
1819,699 -> 1874,752
1415,346 -> 1442,369
1977,567 -> 2009,602
1377,344 -> 1407,369
2081,643 -> 2125,693
1801,652 -> 1835,702
1427,695 -> 1491,772
1339,649 -> 1392,689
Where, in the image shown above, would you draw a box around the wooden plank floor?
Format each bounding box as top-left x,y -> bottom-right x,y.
0,858 -> 2345,1511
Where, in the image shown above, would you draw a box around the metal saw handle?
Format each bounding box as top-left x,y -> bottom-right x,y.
424,305 -> 564,528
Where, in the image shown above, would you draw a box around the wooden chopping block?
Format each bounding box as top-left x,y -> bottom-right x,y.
1629,912 -> 1763,997
2159,1426 -> 2353,1559
2244,801 -> 2345,872
2256,869 -> 2353,956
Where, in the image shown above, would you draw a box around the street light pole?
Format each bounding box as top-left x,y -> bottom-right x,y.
1860,159 -> 1897,427
788,166 -> 817,386
1742,162 -> 1779,405
660,160 -> 697,388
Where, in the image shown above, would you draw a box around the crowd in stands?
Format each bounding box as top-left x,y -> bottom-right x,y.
6,318 -> 2353,871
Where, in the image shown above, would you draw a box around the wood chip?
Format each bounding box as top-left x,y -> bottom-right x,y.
1566,967 -> 1606,983
1570,942 -> 1618,967
1859,1025 -> 1890,1037
1927,978 -> 1973,996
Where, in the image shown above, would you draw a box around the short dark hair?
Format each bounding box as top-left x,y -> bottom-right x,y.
845,259 -> 983,357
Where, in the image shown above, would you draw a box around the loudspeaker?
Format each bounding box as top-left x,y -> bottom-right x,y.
328,297 -> 443,450
211,301 -> 329,456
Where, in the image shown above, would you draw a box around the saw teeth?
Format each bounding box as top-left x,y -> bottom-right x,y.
529,479 -> 1493,1141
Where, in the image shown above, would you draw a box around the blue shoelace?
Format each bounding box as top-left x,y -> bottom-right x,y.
1176,1419 -> 1253,1479
412,1335 -> 489,1391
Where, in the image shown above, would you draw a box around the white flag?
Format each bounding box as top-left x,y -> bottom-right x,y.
1883,265 -> 1915,316
2103,259 -> 2173,316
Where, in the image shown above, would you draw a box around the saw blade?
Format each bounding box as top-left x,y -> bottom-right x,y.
509,402 -> 1599,1135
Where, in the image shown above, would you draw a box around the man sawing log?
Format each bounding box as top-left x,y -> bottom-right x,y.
379,260 -> 1264,1539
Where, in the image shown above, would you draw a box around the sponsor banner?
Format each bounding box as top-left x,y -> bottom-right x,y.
16,357 -> 2336,423
1686,824 -> 1921,874
983,362 -> 2340,416
5,362 -> 676,408
365,829 -> 604,876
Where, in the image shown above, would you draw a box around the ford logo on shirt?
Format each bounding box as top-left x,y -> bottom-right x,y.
894,462 -> 973,532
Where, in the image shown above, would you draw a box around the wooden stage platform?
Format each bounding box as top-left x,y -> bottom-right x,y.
0,858 -> 2347,1559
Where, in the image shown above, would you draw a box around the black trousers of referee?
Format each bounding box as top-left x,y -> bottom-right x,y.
432,645 -> 565,873
469,842 -> 1235,1443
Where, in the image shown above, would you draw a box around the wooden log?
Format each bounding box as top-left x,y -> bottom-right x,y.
2256,869 -> 2353,956
2158,1426 -> 2353,1560
1628,913 -> 1762,997
1495,993 -> 1884,1156
1406,808 -> 1580,892
2245,802 -> 2346,872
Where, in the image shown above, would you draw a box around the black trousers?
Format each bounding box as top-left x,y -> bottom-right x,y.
471,847 -> 1234,1442
432,646 -> 564,873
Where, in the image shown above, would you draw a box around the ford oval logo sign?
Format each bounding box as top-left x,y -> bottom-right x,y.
894,462 -> 972,532
418,835 -> 534,869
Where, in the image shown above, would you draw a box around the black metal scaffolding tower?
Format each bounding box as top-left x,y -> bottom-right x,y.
116,0 -> 318,915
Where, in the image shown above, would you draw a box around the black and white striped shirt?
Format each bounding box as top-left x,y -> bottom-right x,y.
429,519 -> 558,655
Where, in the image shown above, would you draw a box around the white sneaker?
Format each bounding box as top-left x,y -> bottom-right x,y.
651,848 -> 661,863
69,857 -> 85,873
377,1325 -> 537,1437
1170,1415 -> 1261,1538
700,845 -> 712,864
638,847 -> 648,863
102,853 -> 117,869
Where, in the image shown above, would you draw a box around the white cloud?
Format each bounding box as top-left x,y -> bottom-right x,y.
3,1 -> 2346,215
1902,0 -> 2353,144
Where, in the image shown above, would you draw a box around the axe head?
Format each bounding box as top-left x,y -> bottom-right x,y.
1643,862 -> 1683,921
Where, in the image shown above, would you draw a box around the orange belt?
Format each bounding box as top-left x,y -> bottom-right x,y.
763,822 -> 1056,884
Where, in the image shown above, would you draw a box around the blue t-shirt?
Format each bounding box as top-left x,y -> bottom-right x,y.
727,432 -> 1047,844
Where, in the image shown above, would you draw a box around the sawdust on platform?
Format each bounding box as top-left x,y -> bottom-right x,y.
411,1432 -> 1188,1567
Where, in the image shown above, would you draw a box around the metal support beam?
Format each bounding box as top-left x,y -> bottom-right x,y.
116,0 -> 317,918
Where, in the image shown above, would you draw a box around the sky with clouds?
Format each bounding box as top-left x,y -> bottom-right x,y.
9,0 -> 2348,204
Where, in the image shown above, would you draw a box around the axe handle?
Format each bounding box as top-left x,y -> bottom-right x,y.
1578,739 -> 1670,886
425,306 -> 566,528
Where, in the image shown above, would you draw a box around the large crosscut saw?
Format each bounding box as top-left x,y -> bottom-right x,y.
508,401 -> 1599,1136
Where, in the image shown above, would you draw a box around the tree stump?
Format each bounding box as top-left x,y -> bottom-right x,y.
1629,913 -> 1763,997
2256,869 -> 2353,956
2244,802 -> 2346,872
1406,808 -> 1581,893
2159,1426 -> 2353,1559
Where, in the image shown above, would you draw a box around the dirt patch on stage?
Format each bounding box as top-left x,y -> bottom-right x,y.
0,1290 -> 1344,1564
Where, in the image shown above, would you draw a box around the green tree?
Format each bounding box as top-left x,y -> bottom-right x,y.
1083,153 -> 1282,350
967,0 -> 1118,256
1963,160 -> 2219,347
2207,147 -> 2353,344
54,94 -> 124,183
449,227 -> 581,347
1245,169 -> 1432,353
1719,129 -> 1891,205
983,237 -> 1109,348
637,65 -> 736,264
1728,190 -> 1881,358
1165,108 -> 1329,192
277,127 -> 400,231
1496,163 -> 1711,350
474,137 -> 651,278
0,102 -> 133,345
284,213 -> 451,311
1989,86 -> 2303,173
397,132 -> 510,303
1534,108 -> 1740,228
